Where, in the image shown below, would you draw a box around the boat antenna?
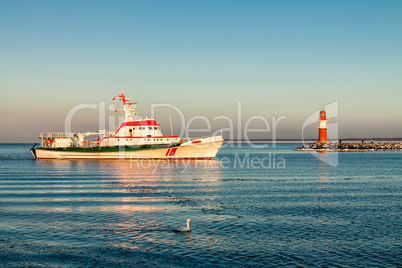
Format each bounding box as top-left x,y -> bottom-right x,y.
165,94 -> 174,136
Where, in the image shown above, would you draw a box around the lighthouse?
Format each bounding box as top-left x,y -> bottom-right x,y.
318,110 -> 328,142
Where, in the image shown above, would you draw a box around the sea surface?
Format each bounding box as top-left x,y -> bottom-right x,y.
0,143 -> 401,267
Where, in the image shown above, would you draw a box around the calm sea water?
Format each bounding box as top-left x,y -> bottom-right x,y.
0,143 -> 401,267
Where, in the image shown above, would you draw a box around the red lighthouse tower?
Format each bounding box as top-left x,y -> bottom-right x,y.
318,110 -> 328,142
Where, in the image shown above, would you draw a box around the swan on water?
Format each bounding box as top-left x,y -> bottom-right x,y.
173,219 -> 192,232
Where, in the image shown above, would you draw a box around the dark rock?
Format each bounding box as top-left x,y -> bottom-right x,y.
293,142 -> 402,152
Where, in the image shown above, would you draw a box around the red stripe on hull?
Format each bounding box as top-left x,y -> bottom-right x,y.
169,148 -> 177,156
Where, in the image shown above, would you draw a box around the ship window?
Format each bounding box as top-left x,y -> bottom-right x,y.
154,127 -> 157,130
149,127 -> 152,130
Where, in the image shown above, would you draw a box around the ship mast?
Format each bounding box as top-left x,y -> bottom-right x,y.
114,90 -> 137,122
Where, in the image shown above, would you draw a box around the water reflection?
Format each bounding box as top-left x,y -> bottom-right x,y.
318,154 -> 329,186
173,230 -> 192,244
32,158 -> 224,254
311,150 -> 338,167
2,144 -> 400,266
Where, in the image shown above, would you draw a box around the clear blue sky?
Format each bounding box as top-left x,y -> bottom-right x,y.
1,0 -> 401,142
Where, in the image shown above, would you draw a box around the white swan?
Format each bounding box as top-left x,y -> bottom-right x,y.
173,219 -> 192,232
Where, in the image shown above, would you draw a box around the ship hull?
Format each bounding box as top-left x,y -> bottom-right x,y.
32,137 -> 224,160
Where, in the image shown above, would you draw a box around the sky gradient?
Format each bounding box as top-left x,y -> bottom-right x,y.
1,0 -> 401,142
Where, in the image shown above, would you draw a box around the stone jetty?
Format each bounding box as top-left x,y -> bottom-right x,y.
294,142 -> 402,152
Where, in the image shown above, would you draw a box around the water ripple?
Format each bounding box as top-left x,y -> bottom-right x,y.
0,144 -> 401,266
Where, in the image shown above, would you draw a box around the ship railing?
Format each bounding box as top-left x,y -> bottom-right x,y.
39,132 -> 74,139
39,132 -> 74,148
181,136 -> 207,142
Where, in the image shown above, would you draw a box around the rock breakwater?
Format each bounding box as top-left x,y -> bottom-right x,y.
294,142 -> 402,152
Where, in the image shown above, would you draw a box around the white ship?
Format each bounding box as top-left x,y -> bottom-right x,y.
31,92 -> 224,160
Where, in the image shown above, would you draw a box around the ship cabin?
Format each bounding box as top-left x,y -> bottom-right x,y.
100,118 -> 181,147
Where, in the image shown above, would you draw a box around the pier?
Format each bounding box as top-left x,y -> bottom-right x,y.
294,142 -> 402,152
